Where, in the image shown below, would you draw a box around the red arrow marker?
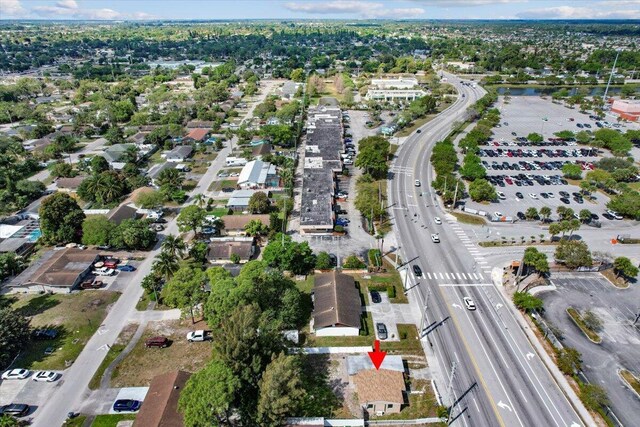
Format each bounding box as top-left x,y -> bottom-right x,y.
368,339 -> 387,370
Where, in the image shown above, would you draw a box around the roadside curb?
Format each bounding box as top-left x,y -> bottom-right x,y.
617,369 -> 640,400
492,267 -> 597,427
599,271 -> 630,290
566,307 -> 602,345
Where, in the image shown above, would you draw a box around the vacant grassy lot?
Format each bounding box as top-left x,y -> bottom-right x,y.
376,379 -> 444,422
91,414 -> 136,427
451,211 -> 487,225
110,319 -> 212,387
359,272 -> 408,304
208,179 -> 236,192
11,291 -> 120,370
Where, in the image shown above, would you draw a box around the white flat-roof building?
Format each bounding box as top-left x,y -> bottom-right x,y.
366,89 -> 426,102
370,77 -> 418,89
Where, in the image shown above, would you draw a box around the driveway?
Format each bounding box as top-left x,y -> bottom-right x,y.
538,273 -> 640,426
366,291 -> 416,342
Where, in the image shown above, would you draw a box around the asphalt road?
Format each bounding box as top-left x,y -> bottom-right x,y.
389,73 -> 585,427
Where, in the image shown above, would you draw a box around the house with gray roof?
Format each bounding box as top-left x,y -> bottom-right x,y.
237,160 -> 279,189
165,145 -> 193,162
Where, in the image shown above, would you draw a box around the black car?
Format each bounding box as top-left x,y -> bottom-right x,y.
328,253 -> 337,266
516,212 -> 526,220
560,197 -> 570,204
221,187 -> 235,193
413,265 -> 423,277
32,328 -> 58,340
416,129 -> 422,133
376,323 -> 388,340
370,291 -> 381,304
602,212 -> 615,220
515,192 -> 524,199
559,191 -> 570,198
113,399 -> 141,413
1,404 -> 29,417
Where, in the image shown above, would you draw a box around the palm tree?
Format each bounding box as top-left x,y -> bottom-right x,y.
152,251 -> 179,281
193,194 -> 207,209
244,219 -> 267,238
161,235 -> 186,259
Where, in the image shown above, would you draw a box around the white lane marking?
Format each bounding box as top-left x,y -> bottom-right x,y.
473,398 -> 480,412
452,303 -> 462,309
439,283 -> 493,287
475,256 -> 486,260
478,261 -> 489,264
498,401 -> 513,412
527,352 -> 535,360
519,389 -> 529,403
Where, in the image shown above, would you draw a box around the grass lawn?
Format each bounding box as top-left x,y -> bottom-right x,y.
207,207 -> 231,217
11,291 -> 121,370
148,150 -> 164,164
375,379 -> 444,422
110,319 -> 212,387
397,114 -> 437,137
91,414 -> 136,427
89,323 -> 138,390
628,182 -> 640,191
62,415 -> 87,427
208,179 -> 236,192
451,211 -> 487,225
358,272 -> 408,304
294,274 -> 315,294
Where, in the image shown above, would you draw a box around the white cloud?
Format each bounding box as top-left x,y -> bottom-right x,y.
29,0 -> 155,20
1,0 -> 27,17
596,0 -> 640,5
412,0 -> 526,6
284,1 -> 425,18
516,5 -> 640,19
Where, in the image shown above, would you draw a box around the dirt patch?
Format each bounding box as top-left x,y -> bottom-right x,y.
111,319 -> 212,387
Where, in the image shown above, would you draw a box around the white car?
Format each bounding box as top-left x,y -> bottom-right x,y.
529,193 -> 538,199
415,180 -> 421,187
33,371 -> 59,382
497,191 -> 506,200
431,234 -> 440,243
2,369 -> 31,380
434,217 -> 442,225
494,212 -> 503,218
93,267 -> 115,276
463,297 -> 476,311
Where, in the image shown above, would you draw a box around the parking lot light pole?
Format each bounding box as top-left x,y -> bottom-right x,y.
634,310 -> 640,326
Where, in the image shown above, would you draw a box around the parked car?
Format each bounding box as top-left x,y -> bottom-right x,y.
117,265 -> 136,272
376,323 -> 388,340
80,280 -> 103,289
32,328 -> 58,340
0,404 -> 29,417
113,399 -> 141,413
145,336 -> 169,348
93,268 -> 115,276
2,369 -> 30,380
33,371 -> 59,382
187,330 -> 211,342
463,297 -> 476,311
370,291 -> 381,304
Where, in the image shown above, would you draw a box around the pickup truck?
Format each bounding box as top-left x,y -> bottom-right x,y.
186,330 -> 211,342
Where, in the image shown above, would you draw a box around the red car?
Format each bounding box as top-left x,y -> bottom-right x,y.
505,177 -> 513,185
145,337 -> 169,348
103,258 -> 120,268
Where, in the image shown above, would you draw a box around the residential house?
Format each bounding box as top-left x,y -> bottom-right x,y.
166,145 -> 193,163
147,162 -> 178,187
7,248 -> 100,294
280,81 -> 303,100
207,237 -> 256,263
56,176 -> 86,193
127,132 -> 148,145
237,160 -> 279,189
134,371 -> 191,427
251,143 -> 272,159
186,120 -> 214,129
0,218 -> 39,257
23,137 -> 52,153
183,128 -> 209,143
347,355 -> 406,415
107,204 -> 139,225
219,214 -> 270,236
102,143 -> 137,165
226,189 -> 269,212
311,271 -> 361,337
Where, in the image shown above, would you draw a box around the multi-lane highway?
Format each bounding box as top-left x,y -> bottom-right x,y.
389,73 -> 586,426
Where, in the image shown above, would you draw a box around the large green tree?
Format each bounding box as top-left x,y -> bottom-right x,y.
554,240 -> 592,269
355,136 -> 390,179
161,266 -> 206,323
468,178 -> 496,202
179,359 -> 240,427
613,257 -> 639,281
39,192 -> 85,244
248,192 -> 270,214
177,205 -> 207,234
257,353 -> 306,426
81,215 -> 114,246
261,233 -> 315,275
0,307 -> 30,369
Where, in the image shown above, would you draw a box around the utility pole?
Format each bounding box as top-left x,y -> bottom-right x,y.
446,361 -> 458,425
452,180 -> 459,210
419,287 -> 431,338
634,310 -> 640,326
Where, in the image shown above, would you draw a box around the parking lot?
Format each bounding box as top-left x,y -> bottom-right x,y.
539,273 -> 640,426
464,96 -> 621,221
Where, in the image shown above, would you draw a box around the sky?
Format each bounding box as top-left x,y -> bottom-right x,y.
1,0 -> 640,20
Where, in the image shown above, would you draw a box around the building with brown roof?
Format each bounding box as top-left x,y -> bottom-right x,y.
219,214 -> 270,236
348,355 -> 406,416
56,176 -> 86,193
10,248 -> 99,293
134,370 -> 191,427
183,128 -> 209,142
312,271 -> 361,337
207,237 -> 255,263
107,204 -> 139,225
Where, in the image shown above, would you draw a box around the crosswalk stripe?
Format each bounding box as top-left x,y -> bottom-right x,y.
456,273 -> 461,279
439,283 -> 493,287
427,272 -> 432,279
445,272 -> 450,279
461,273 -> 467,279
478,261 -> 488,264
439,272 -> 444,279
